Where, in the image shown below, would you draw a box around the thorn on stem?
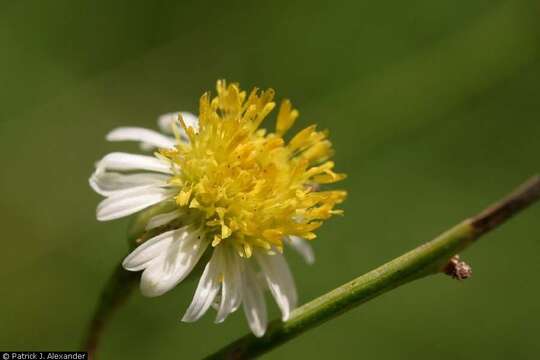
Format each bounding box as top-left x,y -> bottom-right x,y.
443,255 -> 472,280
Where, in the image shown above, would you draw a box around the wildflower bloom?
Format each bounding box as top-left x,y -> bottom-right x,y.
90,81 -> 346,336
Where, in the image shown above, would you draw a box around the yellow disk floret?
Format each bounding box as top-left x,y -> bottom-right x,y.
160,80 -> 346,257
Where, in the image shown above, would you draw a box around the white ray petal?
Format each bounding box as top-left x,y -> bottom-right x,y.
286,236 -> 315,264
139,142 -> 156,152
96,186 -> 176,221
255,251 -> 298,321
241,261 -> 267,337
182,248 -> 223,322
89,170 -> 170,196
98,152 -> 173,174
106,127 -> 176,149
140,228 -> 208,297
215,247 -> 242,323
158,112 -> 199,138
122,230 -> 176,271
145,209 -> 183,230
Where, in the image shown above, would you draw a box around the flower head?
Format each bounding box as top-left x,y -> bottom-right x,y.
90,80 -> 346,336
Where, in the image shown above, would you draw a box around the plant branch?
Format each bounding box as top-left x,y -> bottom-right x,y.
82,205 -> 172,359
83,264 -> 138,360
204,175 -> 540,360
83,200 -> 214,359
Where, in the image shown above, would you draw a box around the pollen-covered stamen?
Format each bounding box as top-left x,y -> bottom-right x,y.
160,81 -> 346,257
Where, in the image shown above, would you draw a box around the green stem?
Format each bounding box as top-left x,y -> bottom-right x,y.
83,264 -> 139,359
83,203 -> 175,359
83,200 -> 214,358
204,175 -> 540,360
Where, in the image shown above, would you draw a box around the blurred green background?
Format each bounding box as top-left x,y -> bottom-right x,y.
1,0 -> 539,358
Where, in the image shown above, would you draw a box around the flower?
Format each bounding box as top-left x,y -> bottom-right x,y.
90,80 -> 346,336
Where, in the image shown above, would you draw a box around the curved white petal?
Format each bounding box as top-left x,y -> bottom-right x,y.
215,246 -> 242,323
145,209 -> 183,230
140,228 -> 208,297
106,127 -> 176,149
255,251 -> 298,321
122,230 -> 176,271
140,142 -> 156,152
89,170 -> 170,196
241,261 -> 268,337
96,186 -> 176,221
286,236 -> 315,264
98,152 -> 173,174
182,248 -> 223,322
158,112 -> 199,138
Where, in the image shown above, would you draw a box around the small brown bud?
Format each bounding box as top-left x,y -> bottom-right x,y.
444,255 -> 472,280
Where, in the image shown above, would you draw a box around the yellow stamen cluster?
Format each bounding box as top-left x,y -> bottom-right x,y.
160,80 -> 346,257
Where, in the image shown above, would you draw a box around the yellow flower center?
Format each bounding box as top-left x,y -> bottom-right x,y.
160,80 -> 346,257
